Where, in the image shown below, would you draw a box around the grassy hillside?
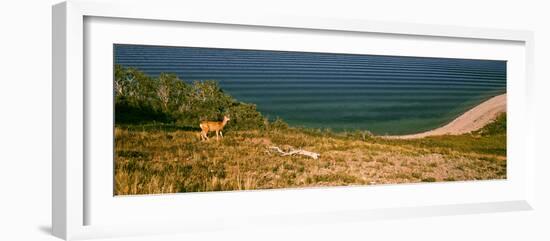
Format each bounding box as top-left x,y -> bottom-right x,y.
113,66 -> 506,195
114,113 -> 506,195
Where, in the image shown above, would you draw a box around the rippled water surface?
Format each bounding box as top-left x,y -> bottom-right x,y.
114,44 -> 506,135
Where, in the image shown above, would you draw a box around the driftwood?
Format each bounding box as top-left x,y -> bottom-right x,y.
269,146 -> 320,160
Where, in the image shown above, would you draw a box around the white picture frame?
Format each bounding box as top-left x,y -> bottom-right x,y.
52,0 -> 535,240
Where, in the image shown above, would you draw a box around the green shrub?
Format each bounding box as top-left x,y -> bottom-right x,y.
226,102 -> 266,131
114,65 -> 270,131
269,117 -> 289,130
477,113 -> 506,136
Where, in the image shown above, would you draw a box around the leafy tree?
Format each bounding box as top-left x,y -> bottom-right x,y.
114,65 -> 269,131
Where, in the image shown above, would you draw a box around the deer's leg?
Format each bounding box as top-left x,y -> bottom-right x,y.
219,131 -> 223,138
215,130 -> 220,140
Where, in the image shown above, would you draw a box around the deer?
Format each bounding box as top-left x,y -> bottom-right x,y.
199,115 -> 230,141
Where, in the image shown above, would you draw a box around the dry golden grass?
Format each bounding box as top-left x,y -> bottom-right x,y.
114,122 -> 506,195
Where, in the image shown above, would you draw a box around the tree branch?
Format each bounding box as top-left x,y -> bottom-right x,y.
269,146 -> 320,160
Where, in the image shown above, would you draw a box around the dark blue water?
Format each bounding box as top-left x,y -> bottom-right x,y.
114,44 -> 506,135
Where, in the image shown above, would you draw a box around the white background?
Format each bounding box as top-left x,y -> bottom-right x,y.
0,0 -> 548,240
86,16 -> 528,230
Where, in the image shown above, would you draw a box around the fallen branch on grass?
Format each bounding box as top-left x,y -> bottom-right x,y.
269,146 -> 320,160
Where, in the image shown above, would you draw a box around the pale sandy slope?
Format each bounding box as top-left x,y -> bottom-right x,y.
384,94 -> 506,139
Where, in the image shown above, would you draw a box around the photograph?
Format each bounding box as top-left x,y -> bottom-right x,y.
113,44 -> 507,195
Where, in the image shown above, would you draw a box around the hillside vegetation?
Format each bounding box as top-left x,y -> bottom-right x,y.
114,65 -> 265,131
114,66 -> 506,195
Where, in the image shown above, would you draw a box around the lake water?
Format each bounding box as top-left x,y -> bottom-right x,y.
114,44 -> 506,135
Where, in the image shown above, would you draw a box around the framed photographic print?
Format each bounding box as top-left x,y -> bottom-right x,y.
52,0 -> 535,240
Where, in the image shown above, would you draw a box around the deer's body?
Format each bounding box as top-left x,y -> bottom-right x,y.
199,116 -> 230,141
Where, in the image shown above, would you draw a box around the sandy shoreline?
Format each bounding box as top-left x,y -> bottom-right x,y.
384,94 -> 506,139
